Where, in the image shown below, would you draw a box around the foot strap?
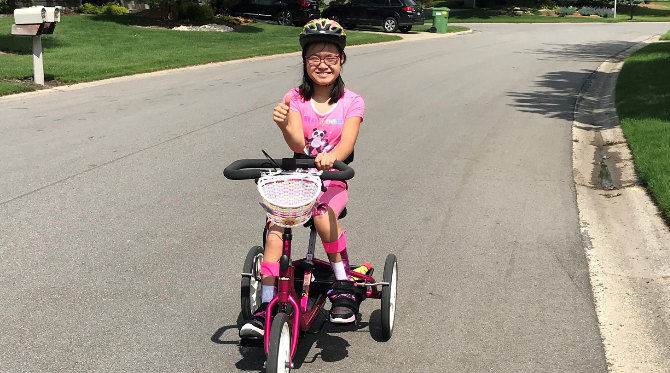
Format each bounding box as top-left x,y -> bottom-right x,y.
328,280 -> 364,306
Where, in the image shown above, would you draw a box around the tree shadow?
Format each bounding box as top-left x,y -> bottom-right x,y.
521,40 -> 638,62
233,25 -> 263,33
507,70 -> 593,120
507,40 -> 645,121
0,34 -> 67,53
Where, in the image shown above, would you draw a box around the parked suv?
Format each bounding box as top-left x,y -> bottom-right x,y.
228,0 -> 321,26
322,0 -> 424,33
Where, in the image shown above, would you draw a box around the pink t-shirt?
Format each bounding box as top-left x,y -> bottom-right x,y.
287,88 -> 365,157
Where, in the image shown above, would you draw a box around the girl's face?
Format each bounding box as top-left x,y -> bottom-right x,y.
304,43 -> 343,87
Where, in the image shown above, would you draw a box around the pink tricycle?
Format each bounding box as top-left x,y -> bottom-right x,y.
224,157 -> 398,373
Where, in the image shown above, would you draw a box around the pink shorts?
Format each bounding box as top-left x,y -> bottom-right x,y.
312,180 -> 348,217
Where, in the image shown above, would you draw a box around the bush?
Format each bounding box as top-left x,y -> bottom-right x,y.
0,0 -> 9,13
555,5 -> 576,15
77,2 -> 101,13
179,1 -> 214,21
594,6 -> 613,17
578,5 -> 595,15
215,14 -> 252,24
102,1 -> 128,14
537,1 -> 559,10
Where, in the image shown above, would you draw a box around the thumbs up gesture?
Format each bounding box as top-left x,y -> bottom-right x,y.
273,95 -> 291,129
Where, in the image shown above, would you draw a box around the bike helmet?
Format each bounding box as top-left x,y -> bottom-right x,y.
300,18 -> 347,50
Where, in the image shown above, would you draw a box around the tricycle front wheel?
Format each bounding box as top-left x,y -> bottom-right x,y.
266,312 -> 292,373
381,254 -> 398,340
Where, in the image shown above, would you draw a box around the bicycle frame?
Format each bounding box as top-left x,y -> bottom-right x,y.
262,226 -> 383,359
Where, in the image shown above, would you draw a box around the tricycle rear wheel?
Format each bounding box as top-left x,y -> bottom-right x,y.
381,254 -> 398,340
241,246 -> 264,320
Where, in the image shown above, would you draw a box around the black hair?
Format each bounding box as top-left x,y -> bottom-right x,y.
298,41 -> 347,103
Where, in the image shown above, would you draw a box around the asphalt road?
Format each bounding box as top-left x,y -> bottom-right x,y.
2,22 -> 669,372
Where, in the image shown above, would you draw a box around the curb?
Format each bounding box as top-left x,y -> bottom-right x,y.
573,35 -> 670,372
0,29 -> 472,102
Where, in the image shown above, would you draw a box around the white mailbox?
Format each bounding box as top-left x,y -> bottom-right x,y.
13,6 -> 47,25
43,7 -> 61,23
11,6 -> 62,87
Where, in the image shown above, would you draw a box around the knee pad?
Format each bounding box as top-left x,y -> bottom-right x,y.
323,230 -> 347,254
260,261 -> 279,277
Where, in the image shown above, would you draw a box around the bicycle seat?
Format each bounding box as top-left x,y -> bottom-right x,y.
303,207 -> 347,228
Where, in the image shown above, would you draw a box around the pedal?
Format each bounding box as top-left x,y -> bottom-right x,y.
351,262 -> 372,281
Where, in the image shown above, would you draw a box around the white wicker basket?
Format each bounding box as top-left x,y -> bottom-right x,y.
257,172 -> 322,227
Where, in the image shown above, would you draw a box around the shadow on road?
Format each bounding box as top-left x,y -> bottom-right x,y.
211,309 -> 389,371
507,41 -> 667,122
521,40 -> 638,62
507,70 -> 593,121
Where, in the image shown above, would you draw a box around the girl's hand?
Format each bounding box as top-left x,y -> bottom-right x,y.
315,152 -> 337,171
273,95 -> 291,128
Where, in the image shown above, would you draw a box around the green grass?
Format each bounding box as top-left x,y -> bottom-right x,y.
615,42 -> 670,220
0,15 -> 399,96
0,80 -> 36,95
424,4 -> 670,22
661,27 -> 670,40
353,24 -> 468,33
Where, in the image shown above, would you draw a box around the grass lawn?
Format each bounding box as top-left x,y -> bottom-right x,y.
615,42 -> 670,221
0,15 -> 400,96
352,24 -> 469,33
422,3 -> 670,22
661,27 -> 670,40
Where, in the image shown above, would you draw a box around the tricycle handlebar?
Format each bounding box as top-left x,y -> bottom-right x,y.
224,158 -> 354,181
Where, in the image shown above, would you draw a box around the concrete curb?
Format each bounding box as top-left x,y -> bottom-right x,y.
0,29 -> 472,102
573,35 -> 670,372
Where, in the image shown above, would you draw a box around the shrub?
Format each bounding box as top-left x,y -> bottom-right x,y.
77,2 -> 101,13
555,5 -> 576,15
102,1 -> 128,14
215,14 -> 252,24
594,6 -> 613,17
0,0 -> 9,13
179,1 -> 214,21
537,1 -> 558,10
578,6 -> 595,15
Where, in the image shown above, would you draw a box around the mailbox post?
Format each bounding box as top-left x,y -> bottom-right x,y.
11,6 -> 61,86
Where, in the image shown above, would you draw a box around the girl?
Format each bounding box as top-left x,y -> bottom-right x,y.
240,18 -> 365,338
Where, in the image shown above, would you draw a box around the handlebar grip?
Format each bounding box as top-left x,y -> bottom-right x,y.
223,159 -> 263,180
223,158 -> 355,181
322,161 -> 354,181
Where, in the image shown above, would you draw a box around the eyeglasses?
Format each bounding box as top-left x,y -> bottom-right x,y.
306,54 -> 341,67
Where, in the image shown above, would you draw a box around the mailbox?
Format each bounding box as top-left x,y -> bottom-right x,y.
44,7 -> 61,23
10,7 -> 62,86
13,6 -> 47,25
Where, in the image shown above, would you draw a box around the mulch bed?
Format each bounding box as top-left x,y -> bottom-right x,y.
2,77 -> 68,90
639,3 -> 669,9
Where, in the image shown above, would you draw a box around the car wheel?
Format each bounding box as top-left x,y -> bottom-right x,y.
399,25 -> 411,33
330,13 -> 341,23
277,10 -> 293,26
383,17 -> 399,32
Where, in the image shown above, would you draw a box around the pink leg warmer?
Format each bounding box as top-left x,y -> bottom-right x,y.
260,261 -> 279,277
323,230 -> 347,253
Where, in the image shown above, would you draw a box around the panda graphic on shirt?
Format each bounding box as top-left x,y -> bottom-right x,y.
302,117 -> 344,156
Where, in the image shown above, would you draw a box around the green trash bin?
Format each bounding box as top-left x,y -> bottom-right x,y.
430,7 -> 450,34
